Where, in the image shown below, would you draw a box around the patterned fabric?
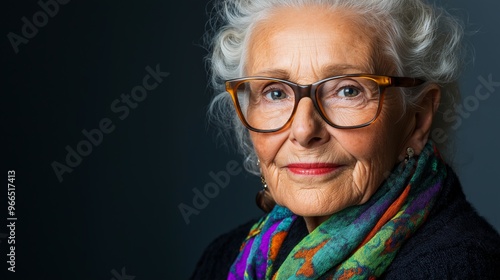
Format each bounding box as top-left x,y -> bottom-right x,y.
228,141 -> 447,279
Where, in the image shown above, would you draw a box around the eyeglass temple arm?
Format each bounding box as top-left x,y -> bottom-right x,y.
392,77 -> 426,87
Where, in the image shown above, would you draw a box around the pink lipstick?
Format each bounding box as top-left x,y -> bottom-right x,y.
286,163 -> 342,175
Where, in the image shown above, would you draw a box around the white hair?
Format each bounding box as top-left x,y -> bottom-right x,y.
204,0 -> 467,175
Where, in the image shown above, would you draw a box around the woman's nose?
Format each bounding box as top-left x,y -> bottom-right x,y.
289,98 -> 330,147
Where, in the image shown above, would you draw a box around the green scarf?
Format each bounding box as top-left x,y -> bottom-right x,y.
229,141 -> 446,279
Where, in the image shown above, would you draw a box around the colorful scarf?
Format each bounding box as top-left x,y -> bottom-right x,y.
228,141 -> 447,279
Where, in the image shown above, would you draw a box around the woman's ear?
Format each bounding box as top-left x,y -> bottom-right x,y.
405,84 -> 441,155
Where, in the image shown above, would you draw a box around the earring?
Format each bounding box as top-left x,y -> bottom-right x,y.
260,175 -> 268,189
405,147 -> 415,163
257,159 -> 260,166
256,177 -> 275,213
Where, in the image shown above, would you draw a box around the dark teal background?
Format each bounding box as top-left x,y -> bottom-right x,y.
2,0 -> 499,279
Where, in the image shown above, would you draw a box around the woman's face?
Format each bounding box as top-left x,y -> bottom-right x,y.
246,6 -> 416,228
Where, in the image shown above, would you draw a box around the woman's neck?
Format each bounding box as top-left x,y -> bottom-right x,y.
303,215 -> 331,232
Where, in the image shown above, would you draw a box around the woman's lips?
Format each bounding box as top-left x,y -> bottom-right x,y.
286,163 -> 343,175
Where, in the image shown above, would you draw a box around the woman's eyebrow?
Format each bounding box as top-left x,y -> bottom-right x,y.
251,64 -> 369,79
321,64 -> 371,75
251,68 -> 291,79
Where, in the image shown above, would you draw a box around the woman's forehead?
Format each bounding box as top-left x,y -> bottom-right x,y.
245,6 -> 378,79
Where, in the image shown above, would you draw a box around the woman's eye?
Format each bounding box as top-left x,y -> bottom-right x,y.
338,86 -> 361,98
264,89 -> 288,100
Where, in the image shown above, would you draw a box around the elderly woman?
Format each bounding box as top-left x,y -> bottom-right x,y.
191,0 -> 500,279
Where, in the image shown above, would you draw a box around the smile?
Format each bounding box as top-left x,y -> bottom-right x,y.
286,163 -> 343,175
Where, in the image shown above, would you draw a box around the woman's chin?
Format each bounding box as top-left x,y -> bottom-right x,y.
274,181 -> 360,217
284,200 -> 351,219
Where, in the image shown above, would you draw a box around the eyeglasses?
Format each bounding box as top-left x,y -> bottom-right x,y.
225,74 -> 425,133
